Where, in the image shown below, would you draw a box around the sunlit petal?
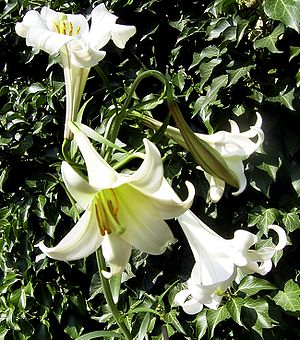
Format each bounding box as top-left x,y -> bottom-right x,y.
174,290 -> 204,315
111,24 -> 137,49
61,161 -> 97,209
68,39 -> 106,67
71,126 -> 118,188
38,207 -> 102,261
126,139 -> 164,194
204,172 -> 225,203
101,233 -> 132,279
150,180 -> 195,219
26,28 -> 74,55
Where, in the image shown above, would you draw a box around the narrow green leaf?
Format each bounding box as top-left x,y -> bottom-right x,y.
196,309 -> 208,339
137,312 -> 152,340
76,331 -> 125,340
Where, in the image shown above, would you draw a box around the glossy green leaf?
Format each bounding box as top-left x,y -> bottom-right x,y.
207,305 -> 231,338
253,24 -> 285,53
237,276 -> 277,295
264,0 -> 300,33
273,279 -> 300,312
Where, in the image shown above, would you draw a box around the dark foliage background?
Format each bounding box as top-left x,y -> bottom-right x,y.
1,0 -> 300,339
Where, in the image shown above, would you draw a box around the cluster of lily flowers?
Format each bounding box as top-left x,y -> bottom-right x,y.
16,4 -> 287,315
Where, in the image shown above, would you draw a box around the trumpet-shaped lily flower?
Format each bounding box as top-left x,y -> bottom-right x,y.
136,112 -> 264,202
38,123 -> 195,278
174,210 -> 287,314
16,4 -> 136,139
196,113 -> 264,202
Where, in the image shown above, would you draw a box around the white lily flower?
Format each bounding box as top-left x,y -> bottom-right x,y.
16,4 -> 136,139
38,123 -> 195,278
174,210 -> 287,314
137,113 -> 264,202
196,113 -> 264,202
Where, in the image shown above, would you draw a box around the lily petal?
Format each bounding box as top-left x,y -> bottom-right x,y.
116,184 -> 176,254
38,207 -> 102,261
26,28 -> 75,55
126,139 -> 164,194
61,161 -> 98,209
203,172 -> 225,203
71,125 -> 118,188
174,290 -> 204,315
111,24 -> 136,49
68,39 -> 106,67
15,10 -> 47,37
101,233 -> 132,279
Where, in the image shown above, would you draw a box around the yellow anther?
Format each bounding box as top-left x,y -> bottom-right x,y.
75,26 -> 81,35
68,21 -> 73,36
61,21 -> 67,35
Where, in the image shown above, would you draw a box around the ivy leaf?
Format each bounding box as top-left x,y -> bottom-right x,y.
253,24 -> 285,53
282,211 -> 300,232
257,157 -> 282,181
237,276 -> 277,296
194,74 -> 228,125
226,298 -> 244,326
290,46 -> 300,61
226,63 -> 255,85
196,309 -> 208,339
248,207 -> 278,232
206,305 -> 230,338
273,279 -> 300,312
264,0 -> 300,33
196,58 -> 222,91
289,164 -> 300,196
242,298 -> 275,336
267,87 -> 296,111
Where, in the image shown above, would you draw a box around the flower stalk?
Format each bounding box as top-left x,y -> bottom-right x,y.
96,248 -> 132,340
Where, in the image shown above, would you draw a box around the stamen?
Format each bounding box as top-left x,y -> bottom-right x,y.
75,26 -> 81,35
68,21 -> 73,36
95,204 -> 105,236
94,189 -> 124,237
54,23 -> 60,33
61,21 -> 67,35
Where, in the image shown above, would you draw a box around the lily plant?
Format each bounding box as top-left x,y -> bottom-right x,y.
136,112 -> 264,202
15,4 -> 136,139
38,122 -> 195,278
174,210 -> 287,314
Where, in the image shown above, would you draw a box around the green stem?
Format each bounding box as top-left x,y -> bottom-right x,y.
96,249 -> 132,340
103,70 -> 167,162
